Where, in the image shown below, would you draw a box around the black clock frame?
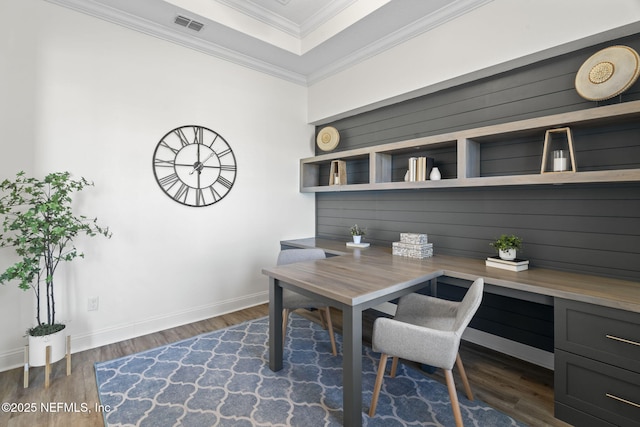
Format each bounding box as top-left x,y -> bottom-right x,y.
152,125 -> 237,207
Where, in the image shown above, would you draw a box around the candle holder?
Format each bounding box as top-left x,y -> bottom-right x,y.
541,127 -> 576,173
329,160 -> 347,185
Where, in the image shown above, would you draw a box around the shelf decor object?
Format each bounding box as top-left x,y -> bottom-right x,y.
406,157 -> 433,181
392,233 -> 433,259
485,256 -> 529,272
316,126 -> 340,152
541,127 -> 577,174
575,45 -> 640,102
329,160 -> 347,185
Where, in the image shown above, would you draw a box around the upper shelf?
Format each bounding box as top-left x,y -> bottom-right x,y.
300,100 -> 640,192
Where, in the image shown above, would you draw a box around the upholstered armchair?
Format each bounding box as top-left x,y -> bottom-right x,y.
369,278 -> 484,426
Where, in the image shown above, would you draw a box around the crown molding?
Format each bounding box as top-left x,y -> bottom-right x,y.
45,0 -> 494,87
306,0 -> 493,85
45,0 -> 308,85
215,0 -> 356,39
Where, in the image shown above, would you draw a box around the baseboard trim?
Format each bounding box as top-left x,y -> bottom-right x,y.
0,291 -> 268,373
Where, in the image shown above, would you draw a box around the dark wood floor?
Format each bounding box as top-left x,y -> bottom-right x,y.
0,304 -> 570,427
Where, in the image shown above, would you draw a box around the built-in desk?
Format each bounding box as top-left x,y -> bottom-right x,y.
281,237 -> 640,313
273,237 -> 640,427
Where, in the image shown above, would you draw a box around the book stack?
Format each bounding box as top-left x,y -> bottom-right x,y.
392,233 -> 433,259
485,256 -> 529,271
406,157 -> 433,181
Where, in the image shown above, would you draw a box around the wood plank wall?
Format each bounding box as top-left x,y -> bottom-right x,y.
315,32 -> 640,286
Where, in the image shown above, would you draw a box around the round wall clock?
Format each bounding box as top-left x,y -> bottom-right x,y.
152,125 -> 237,207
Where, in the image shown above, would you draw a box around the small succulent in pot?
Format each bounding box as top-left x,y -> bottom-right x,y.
349,224 -> 366,244
490,234 -> 522,260
349,224 -> 366,236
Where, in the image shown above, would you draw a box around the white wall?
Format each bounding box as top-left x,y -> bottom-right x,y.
0,0 -> 315,370
308,0 -> 640,123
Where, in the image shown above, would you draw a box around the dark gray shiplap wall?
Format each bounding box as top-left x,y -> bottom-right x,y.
315,32 -> 640,283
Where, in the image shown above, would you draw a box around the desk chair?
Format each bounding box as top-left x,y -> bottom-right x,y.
369,278 -> 484,426
277,248 -> 338,356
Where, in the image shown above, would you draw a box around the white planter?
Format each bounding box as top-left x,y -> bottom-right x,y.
353,235 -> 362,244
499,248 -> 517,260
28,327 -> 67,367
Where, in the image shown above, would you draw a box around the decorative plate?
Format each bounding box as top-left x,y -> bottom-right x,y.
575,45 -> 640,101
316,126 -> 340,151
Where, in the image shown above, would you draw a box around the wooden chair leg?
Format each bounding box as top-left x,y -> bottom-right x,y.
323,307 -> 337,356
455,353 -> 473,400
66,335 -> 72,376
318,308 -> 328,329
445,369 -> 463,427
282,308 -> 290,351
369,353 -> 388,417
390,356 -> 399,378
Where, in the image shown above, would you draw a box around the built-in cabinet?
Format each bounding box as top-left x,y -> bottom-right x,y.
301,101 -> 640,192
554,299 -> 640,427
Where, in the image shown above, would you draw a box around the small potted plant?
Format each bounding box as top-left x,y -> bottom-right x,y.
490,234 -> 522,260
349,224 -> 366,244
0,171 -> 111,367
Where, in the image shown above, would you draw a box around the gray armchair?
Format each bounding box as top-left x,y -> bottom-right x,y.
369,278 -> 484,426
277,248 -> 337,356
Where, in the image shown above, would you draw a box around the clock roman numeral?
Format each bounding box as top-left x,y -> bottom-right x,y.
154,158 -> 175,167
217,176 -> 233,189
174,183 -> 190,203
208,185 -> 221,201
174,128 -> 191,147
207,134 -> 219,148
217,148 -> 232,157
159,173 -> 180,189
195,188 -> 205,206
160,140 -> 179,154
220,164 -> 236,172
193,126 -> 203,145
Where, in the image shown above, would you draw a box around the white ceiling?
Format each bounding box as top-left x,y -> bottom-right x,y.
46,0 -> 493,85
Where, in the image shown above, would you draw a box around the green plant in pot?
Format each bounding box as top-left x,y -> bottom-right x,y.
0,171 -> 111,367
490,234 -> 522,260
349,224 -> 366,244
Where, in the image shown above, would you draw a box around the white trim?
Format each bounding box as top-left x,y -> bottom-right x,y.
0,291 -> 268,372
44,0 -> 308,85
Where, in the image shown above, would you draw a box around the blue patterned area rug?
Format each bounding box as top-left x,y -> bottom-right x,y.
95,314 -> 526,426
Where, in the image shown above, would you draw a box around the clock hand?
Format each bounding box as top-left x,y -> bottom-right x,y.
189,152 -> 216,175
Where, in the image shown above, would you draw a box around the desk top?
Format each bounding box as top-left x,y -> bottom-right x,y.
264,237 -> 640,314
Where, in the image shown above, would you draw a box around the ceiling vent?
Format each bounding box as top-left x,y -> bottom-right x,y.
174,15 -> 204,32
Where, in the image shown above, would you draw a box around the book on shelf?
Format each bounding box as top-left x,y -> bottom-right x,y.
485,256 -> 529,271
406,157 -> 433,181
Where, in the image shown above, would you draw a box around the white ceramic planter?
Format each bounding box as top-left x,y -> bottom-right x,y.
353,235 -> 362,244
28,327 -> 67,367
499,248 -> 517,260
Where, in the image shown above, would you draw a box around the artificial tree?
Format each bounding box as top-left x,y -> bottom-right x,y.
0,171 -> 111,336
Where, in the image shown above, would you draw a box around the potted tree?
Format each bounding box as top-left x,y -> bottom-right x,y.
490,234 -> 522,260
0,171 -> 111,367
349,224 -> 366,244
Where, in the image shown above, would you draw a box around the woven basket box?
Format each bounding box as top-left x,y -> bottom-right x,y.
400,233 -> 428,244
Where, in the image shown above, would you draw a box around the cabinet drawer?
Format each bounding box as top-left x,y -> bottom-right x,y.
555,350 -> 640,427
555,298 -> 640,372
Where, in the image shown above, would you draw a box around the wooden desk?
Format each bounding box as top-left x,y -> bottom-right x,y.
262,238 -> 640,427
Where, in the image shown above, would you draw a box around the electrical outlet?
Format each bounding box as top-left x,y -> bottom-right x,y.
88,296 -> 99,311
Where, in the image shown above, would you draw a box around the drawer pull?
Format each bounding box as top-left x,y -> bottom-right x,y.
606,334 -> 640,347
606,393 -> 640,408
